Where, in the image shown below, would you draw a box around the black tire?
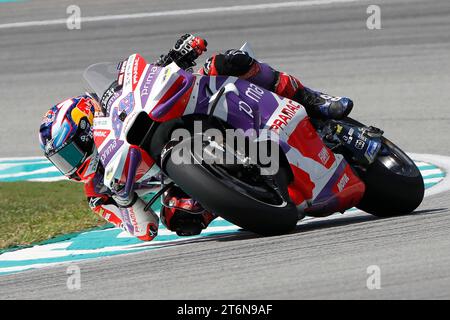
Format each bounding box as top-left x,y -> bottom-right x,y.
163,138 -> 299,236
355,137 -> 424,217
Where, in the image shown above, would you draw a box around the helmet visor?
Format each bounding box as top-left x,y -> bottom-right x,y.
47,140 -> 87,176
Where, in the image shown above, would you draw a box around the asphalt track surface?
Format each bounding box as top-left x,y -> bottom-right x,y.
1,0 -> 450,299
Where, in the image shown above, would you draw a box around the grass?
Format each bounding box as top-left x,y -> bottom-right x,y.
0,181 -> 107,250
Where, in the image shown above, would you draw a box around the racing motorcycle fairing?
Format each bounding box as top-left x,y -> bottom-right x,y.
139,62 -> 196,122
177,75 -> 365,215
88,54 -> 161,196
85,52 -> 365,216
136,64 -> 365,215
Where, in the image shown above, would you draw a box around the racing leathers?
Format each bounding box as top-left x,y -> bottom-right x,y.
199,50 -> 353,120
83,34 -> 354,241
84,163 -> 159,241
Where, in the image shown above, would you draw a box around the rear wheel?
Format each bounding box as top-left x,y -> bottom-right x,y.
355,137 -> 424,217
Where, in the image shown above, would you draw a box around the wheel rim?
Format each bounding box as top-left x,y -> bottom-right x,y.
377,138 -> 418,177
191,138 -> 289,207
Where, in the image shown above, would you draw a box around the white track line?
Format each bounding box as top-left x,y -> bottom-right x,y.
0,0 -> 363,30
0,167 -> 59,179
409,153 -> 450,197
0,157 -> 48,162
1,153 -> 448,275
421,169 -> 446,176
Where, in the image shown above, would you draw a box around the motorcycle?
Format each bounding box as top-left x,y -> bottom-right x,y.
84,43 -> 424,236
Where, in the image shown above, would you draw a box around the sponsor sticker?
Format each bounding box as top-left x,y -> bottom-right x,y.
355,139 -> 365,150
93,129 -> 111,147
93,118 -> 109,127
99,139 -> 124,165
269,101 -> 302,133
141,66 -> 160,97
124,55 -> 135,89
132,56 -> 146,90
162,68 -> 171,82
245,83 -> 264,103
101,86 -> 116,110
42,109 -> 56,125
117,60 -> 127,86
337,173 -> 350,192
318,147 -> 330,166
365,140 -> 380,161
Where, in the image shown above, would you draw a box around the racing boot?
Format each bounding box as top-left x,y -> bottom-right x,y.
293,86 -> 353,120
274,72 -> 353,120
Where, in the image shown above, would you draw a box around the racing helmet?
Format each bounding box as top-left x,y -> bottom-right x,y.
39,95 -> 98,181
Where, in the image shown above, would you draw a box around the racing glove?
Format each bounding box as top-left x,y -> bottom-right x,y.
155,34 -> 208,71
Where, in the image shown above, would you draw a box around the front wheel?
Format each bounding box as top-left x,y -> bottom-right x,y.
162,137 -> 299,236
355,137 -> 424,217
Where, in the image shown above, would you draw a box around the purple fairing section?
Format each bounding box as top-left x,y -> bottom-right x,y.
189,76 -> 283,133
116,147 -> 142,200
233,79 -> 280,127
93,167 -> 112,196
99,139 -> 124,166
246,62 -> 277,92
224,91 -> 259,131
140,64 -> 163,108
150,68 -> 196,119
306,160 -> 347,215
193,76 -> 215,114
214,76 -> 228,90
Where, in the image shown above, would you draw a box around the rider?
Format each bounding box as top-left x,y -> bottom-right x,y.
39,34 -> 353,241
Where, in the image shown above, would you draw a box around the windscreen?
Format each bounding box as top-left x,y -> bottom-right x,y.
83,62 -> 118,99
